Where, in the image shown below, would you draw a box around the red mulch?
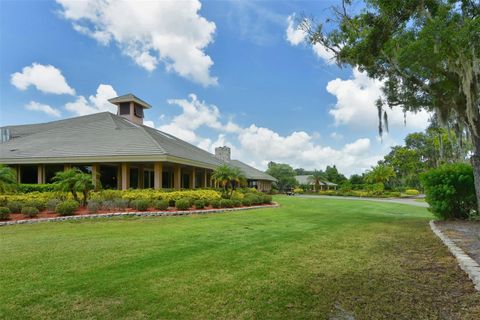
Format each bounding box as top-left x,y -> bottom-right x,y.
4,203 -> 273,222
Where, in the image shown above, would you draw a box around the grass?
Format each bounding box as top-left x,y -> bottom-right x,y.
1,196 -> 479,319
415,198 -> 427,202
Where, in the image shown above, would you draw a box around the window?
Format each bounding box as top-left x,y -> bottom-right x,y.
130,167 -> 139,189
45,164 -> 64,183
134,104 -> 144,118
100,165 -> 118,189
20,165 -> 37,184
119,103 -> 130,115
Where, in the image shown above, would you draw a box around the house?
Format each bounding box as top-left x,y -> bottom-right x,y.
0,94 -> 276,192
295,175 -> 338,191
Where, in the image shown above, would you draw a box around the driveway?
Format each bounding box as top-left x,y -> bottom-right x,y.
295,194 -> 429,208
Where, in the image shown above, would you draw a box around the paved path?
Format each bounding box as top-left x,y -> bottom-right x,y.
295,194 -> 429,208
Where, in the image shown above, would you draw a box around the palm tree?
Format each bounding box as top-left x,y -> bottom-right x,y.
52,168 -> 82,202
365,164 -> 396,186
74,172 -> 96,206
0,164 -> 17,194
211,165 -> 246,198
307,170 -> 325,191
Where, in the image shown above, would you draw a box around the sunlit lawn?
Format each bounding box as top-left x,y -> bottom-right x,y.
1,196 -> 479,319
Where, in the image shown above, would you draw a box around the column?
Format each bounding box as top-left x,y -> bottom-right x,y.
16,165 -> 21,183
174,165 -> 181,189
204,168 -> 208,188
190,167 -> 196,189
121,163 -> 130,190
117,165 -> 122,190
37,165 -> 44,184
154,162 -> 162,190
91,164 -> 100,190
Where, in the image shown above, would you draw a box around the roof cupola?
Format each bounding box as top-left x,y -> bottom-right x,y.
108,93 -> 151,125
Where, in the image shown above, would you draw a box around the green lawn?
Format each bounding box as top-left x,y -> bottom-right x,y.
1,196 -> 479,319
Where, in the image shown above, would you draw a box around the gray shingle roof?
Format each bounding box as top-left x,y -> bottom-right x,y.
295,175 -> 337,186
0,112 -> 223,167
228,160 -> 277,182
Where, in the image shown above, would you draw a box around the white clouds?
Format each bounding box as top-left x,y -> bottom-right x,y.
285,14 -> 335,64
10,63 -> 75,95
65,84 -> 117,116
327,68 -> 431,132
56,0 -> 217,86
150,93 -> 382,176
25,101 -> 62,117
286,15 -> 307,45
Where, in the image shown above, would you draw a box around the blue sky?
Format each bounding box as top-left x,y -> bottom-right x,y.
0,0 -> 430,175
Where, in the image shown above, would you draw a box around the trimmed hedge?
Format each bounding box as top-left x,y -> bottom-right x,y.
176,198 -> 190,210
219,199 -> 234,208
7,201 -> 23,214
55,200 -> 79,216
0,207 -> 11,220
21,206 -> 39,218
421,163 -> 477,220
87,201 -> 101,213
130,199 -> 150,211
153,200 -> 169,210
194,200 -> 205,209
17,184 -> 55,193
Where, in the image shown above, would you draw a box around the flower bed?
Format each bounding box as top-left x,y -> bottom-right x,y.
0,189 -> 272,223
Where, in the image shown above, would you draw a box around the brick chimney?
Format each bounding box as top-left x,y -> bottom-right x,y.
215,146 -> 231,162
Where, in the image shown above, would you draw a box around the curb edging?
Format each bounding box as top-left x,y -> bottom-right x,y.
0,203 -> 279,227
429,220 -> 480,291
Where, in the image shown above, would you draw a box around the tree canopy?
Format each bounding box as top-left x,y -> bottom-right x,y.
266,162 -> 297,191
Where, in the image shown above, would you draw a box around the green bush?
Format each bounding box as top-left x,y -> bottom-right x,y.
168,199 -> 176,207
262,195 -> 273,204
21,206 -> 39,218
7,201 -> 23,213
232,199 -> 242,207
194,200 -> 205,209
293,188 -> 304,194
102,200 -> 116,211
245,194 -> 262,205
211,200 -> 221,208
24,199 -> 46,211
203,199 -> 211,207
113,199 -> 129,211
241,198 -> 252,206
130,199 -> 150,211
0,207 -> 11,220
55,200 -> 79,216
153,200 -> 169,210
46,199 -> 61,211
17,184 -> 55,193
421,163 -> 477,220
405,189 -> 420,196
175,198 -> 191,210
87,201 -> 101,213
219,199 -> 234,208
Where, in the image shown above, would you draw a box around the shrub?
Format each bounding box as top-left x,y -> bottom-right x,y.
21,206 -> 39,218
211,200 -> 221,208
194,200 -> 205,209
130,199 -> 150,211
17,184 -> 56,193
24,199 -> 46,211
262,195 -> 273,204
245,194 -> 262,205
113,199 -> 129,211
421,163 -> 477,220
46,199 -> 61,211
176,198 -> 191,210
405,189 -> 420,196
87,201 -> 101,213
293,188 -> 304,194
232,199 -> 242,207
203,199 -> 211,207
102,200 -> 116,211
153,200 -> 169,210
7,201 -> 23,213
55,200 -> 79,216
0,207 -> 11,220
241,198 -> 252,206
219,199 -> 234,208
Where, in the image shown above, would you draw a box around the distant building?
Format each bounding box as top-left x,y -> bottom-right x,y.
295,175 -> 338,191
0,93 -> 276,192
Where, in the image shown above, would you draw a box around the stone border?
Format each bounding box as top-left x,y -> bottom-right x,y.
0,203 -> 279,227
429,220 -> 480,291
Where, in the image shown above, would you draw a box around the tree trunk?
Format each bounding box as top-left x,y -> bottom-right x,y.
470,133 -> 480,213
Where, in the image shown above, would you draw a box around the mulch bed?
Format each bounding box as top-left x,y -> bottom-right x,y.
435,220 -> 480,265
4,204 -> 275,222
